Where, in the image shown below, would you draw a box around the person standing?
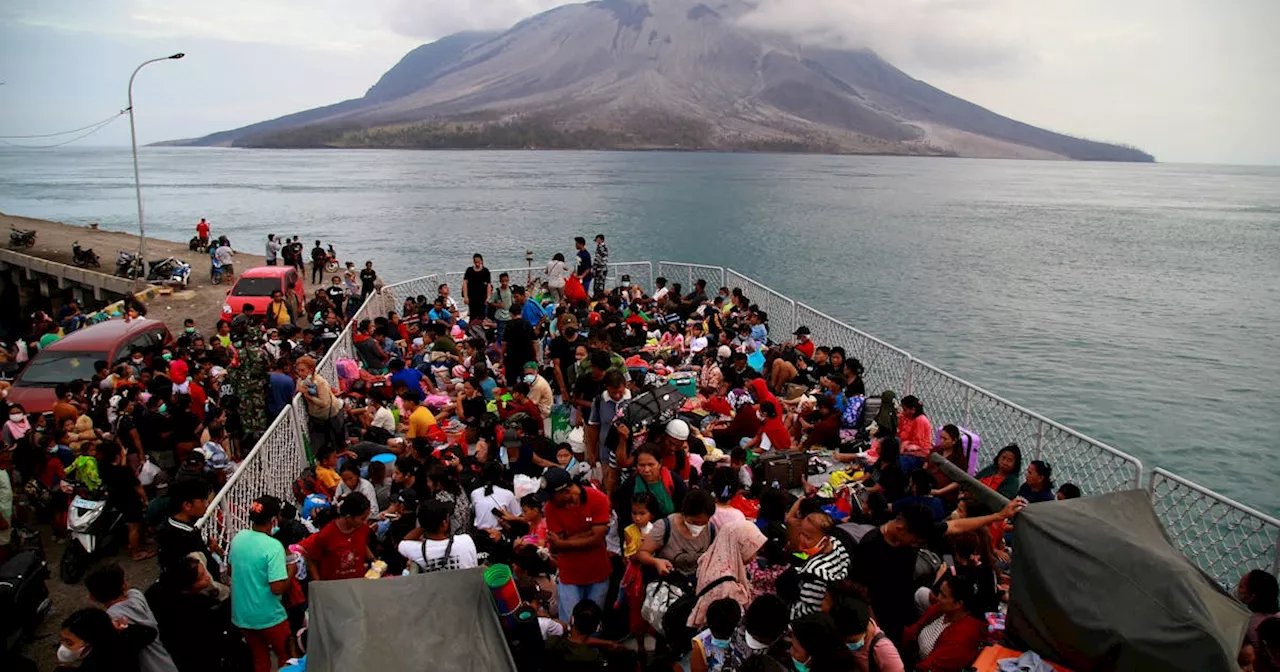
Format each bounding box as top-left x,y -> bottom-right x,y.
264,234 -> 281,266
196,219 -> 210,247
325,276 -> 346,317
592,234 -> 609,299
359,261 -> 378,300
502,287 -> 537,386
228,496 -> 293,672
489,272 -> 513,344
86,564 -> 179,672
214,239 -> 236,283
290,237 -> 306,274
310,241 -> 327,285
574,237 -> 593,297
545,253 -> 570,307
540,468 -> 612,622
462,253 -> 492,324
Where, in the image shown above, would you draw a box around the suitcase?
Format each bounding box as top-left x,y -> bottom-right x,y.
756,450 -> 809,490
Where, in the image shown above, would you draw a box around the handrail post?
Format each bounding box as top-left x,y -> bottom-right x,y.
1034,420 -> 1045,460
963,387 -> 973,428
904,356 -> 915,396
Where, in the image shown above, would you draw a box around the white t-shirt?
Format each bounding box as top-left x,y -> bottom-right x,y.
654,286 -> 669,302
538,617 -> 564,640
370,406 -> 395,433
398,535 -> 478,572
335,478 -> 380,520
470,486 -> 521,530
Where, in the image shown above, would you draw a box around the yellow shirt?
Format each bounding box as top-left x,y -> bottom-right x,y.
406,405 -> 437,439
316,466 -> 342,492
623,523 -> 644,558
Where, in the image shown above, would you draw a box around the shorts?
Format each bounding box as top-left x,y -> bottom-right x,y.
223,264 -> 235,275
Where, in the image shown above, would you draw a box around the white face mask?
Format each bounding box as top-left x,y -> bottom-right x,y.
57,644 -> 87,663
685,522 -> 707,537
8,413 -> 22,422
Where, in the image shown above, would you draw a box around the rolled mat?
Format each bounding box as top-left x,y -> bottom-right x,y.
484,564 -> 521,629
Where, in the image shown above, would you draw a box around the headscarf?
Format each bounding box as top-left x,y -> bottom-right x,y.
874,390 -> 897,435
688,521 -> 767,629
747,378 -> 780,417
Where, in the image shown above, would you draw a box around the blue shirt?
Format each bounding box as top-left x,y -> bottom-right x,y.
228,529 -> 289,630
576,249 -> 592,276
750,324 -> 768,344
428,307 -> 451,323
521,300 -> 545,327
478,376 -> 498,401
267,372 -> 296,418
391,367 -> 424,393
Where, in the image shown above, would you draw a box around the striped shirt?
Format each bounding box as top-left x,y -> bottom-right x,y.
791,537 -> 850,619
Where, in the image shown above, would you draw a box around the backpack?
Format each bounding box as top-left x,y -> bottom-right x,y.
292,466 -> 319,503
411,535 -> 457,573
662,575 -> 736,654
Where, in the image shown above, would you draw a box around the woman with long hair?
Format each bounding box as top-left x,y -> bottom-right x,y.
975,444 -> 1022,501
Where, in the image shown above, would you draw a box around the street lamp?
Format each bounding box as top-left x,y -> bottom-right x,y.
128,52 -> 184,289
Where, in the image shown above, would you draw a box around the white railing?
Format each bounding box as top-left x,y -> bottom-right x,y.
202,259 -> 1277,589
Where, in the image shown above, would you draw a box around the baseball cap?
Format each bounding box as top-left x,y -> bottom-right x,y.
793,326 -> 811,336
536,467 -> 574,503
516,576 -> 552,604
395,488 -> 419,510
560,314 -> 579,331
666,419 -> 690,441
717,345 -> 732,359
523,361 -> 539,372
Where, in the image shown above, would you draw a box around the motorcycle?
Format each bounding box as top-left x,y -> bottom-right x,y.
60,484 -> 126,584
8,226 -> 36,249
324,245 -> 340,273
72,241 -> 100,268
0,541 -> 52,657
211,253 -> 226,285
115,250 -> 144,279
148,256 -> 191,287
189,235 -> 210,253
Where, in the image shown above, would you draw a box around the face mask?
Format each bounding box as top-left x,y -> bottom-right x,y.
269,339 -> 281,345
158,403 -> 167,413
185,327 -> 195,333
791,656 -> 811,672
522,374 -> 536,384
161,353 -> 172,361
744,632 -> 769,651
847,637 -> 867,652
685,522 -> 707,537
710,637 -> 731,648
8,413 -> 22,422
271,525 -> 280,535
641,522 -> 654,535
801,538 -> 828,557
132,358 -> 144,364
57,644 -> 87,663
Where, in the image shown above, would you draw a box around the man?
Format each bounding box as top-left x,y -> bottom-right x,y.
549,314 -> 582,400
86,564 -> 180,672
523,361 -> 554,420
326,276 -> 346,316
587,371 -> 630,490
214,239 -> 236,283
51,383 -> 80,428
574,237 -> 593,296
228,495 -> 294,672
488,272 -> 514,343
540,467 -> 612,622
502,287 -> 537,386
359,261 -> 378,299
592,234 -> 609,299
231,303 -> 256,331
310,241 -> 327,285
264,234 -> 281,266
853,498 -> 1027,644
265,290 -> 292,329
196,218 -> 210,246
462,254 -> 491,323
290,237 -> 306,273
428,296 -> 454,327
181,318 -> 204,343
790,326 -> 816,359
267,358 -> 295,419
156,478 -> 222,581
652,276 -> 670,304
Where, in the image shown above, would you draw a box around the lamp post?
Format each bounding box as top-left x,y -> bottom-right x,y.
128,52 -> 184,289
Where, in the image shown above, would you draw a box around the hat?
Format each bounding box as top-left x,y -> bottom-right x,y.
536,467 -> 574,503
395,489 -> 418,509
523,361 -> 539,371
793,326 -> 811,336
516,576 -> 551,603
559,314 -> 579,330
665,419 -> 690,441
717,345 -> 733,359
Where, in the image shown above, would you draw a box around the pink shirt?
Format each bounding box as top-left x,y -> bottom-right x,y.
852,622 -> 905,672
711,505 -> 746,530
898,412 -> 934,458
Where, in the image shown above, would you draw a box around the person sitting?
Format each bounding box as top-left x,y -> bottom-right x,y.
790,612 -> 859,672
860,435 -> 907,503
1238,569 -> 1280,650
298,493 -> 373,581
785,502 -> 851,619
691,597 -> 743,672
398,498 -> 479,572
824,580 -> 905,672
897,395 -> 933,460
893,470 -> 946,522
1056,482 -> 1082,500
710,466 -> 748,529
797,395 -> 841,450
334,462 -> 379,520
543,599 -> 632,672
903,574 -> 987,672
1017,460 -> 1056,504
926,425 -> 970,510
722,594 -> 792,672
975,444 -> 1022,501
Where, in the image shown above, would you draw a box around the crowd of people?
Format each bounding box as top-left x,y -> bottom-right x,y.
0,234 -> 1275,672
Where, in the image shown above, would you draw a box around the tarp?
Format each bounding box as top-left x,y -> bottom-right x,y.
1007,489 -> 1249,671
307,568 -> 518,672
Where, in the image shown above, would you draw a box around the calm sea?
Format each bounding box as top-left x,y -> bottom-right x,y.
2,147 -> 1277,513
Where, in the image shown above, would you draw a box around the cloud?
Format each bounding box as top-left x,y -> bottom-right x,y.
375,0 -> 570,39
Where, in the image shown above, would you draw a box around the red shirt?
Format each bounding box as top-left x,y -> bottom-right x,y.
188,382 -> 207,422
169,359 -> 189,385
196,221 -> 210,237
544,486 -> 612,585
760,417 -> 792,451
298,520 -> 369,581
795,340 -> 815,359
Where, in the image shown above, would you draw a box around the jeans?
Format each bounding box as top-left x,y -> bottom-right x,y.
558,579 -> 610,623
312,262 -> 324,284
265,258 -> 277,266
495,319 -> 508,345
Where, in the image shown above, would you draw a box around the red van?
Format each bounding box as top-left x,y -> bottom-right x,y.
221,266 -> 306,323
7,318 -> 173,414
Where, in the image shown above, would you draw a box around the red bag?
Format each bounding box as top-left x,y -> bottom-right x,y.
565,274 -> 588,303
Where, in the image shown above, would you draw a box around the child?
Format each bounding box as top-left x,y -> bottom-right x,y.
66,440 -> 102,491
555,443 -> 586,477
85,563 -> 177,672
201,424 -> 234,481
314,446 -> 341,497
617,492 -> 660,636
516,576 -> 566,641
514,494 -> 547,548
691,597 -> 743,672
729,448 -> 753,491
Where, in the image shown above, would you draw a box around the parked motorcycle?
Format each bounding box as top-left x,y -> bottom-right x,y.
0,543 -> 52,657
115,250 -> 144,278
324,244 -> 340,273
8,227 -> 36,249
148,256 -> 191,287
71,241 -> 100,268
210,254 -> 226,285
60,485 -> 126,584
189,235 -> 209,253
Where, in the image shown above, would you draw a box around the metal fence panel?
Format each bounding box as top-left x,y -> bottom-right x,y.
725,269 -> 797,343
794,303 -> 911,397
1149,468 -> 1280,588
608,261 -> 652,294
657,262 -> 724,296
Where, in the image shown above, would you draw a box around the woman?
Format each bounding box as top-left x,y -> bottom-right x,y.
545,253 -> 570,307
872,390 -> 897,437
860,436 -> 907,503
298,493 -> 373,581
927,425 -> 970,510
790,612 -> 858,672
635,487 -> 716,578
398,498 -> 478,572
903,574 -> 987,672
613,444 -> 688,532
295,356 -> 346,455
470,461 -> 521,535
1237,570 -> 1280,649
897,395 -> 933,459
746,378 -> 781,418
58,606 -> 158,672
426,462 -> 473,536
1017,460 -> 1056,504
975,444 -> 1022,501
709,467 -> 747,530
99,443 -> 153,561
843,358 -> 867,398
688,521 -> 767,629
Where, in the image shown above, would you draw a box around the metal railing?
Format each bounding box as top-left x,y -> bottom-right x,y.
201,258 -> 1277,589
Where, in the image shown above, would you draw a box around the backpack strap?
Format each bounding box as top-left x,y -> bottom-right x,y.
694,575 -> 737,600
661,514 -> 674,547
866,633 -> 887,672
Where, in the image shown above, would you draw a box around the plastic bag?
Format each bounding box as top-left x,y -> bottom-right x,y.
138,457 -> 162,486
513,474 -> 540,501
550,404 -> 572,444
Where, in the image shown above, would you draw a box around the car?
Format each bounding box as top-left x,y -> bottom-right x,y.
6,318 -> 173,414
221,266 -> 305,323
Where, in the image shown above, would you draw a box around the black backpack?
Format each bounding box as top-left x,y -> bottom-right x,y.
661,575 -> 736,654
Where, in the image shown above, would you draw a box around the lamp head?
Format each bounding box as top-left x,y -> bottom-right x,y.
169,53 -> 185,60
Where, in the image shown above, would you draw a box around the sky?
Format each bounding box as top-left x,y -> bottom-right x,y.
1,0 -> 1277,164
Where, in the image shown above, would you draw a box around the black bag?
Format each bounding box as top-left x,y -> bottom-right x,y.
661,575 -> 736,654
0,549 -> 51,642
619,384 -> 685,432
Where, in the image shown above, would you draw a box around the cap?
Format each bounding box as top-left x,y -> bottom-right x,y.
717,345 -> 733,359
793,326 -> 811,336
516,576 -> 551,603
665,419 -> 690,441
536,467 -> 574,503
560,314 -> 579,330
395,488 -> 419,509
523,361 -> 539,371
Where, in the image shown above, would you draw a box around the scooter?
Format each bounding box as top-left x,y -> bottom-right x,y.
59,484 -> 126,584
210,254 -> 226,285
324,245 -> 340,273
189,235 -> 209,253
148,256 -> 191,287
0,539 -> 52,657
8,227 -> 36,249
115,250 -> 144,279
72,241 -> 100,268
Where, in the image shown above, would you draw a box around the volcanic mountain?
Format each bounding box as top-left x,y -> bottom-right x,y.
170,0 -> 1153,161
